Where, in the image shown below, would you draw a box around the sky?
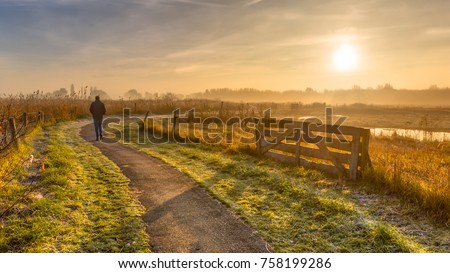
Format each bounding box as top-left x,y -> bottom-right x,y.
1,0 -> 450,97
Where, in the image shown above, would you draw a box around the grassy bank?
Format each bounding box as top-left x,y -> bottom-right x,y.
0,122 -> 149,252
365,137 -> 450,224
119,124 -> 448,252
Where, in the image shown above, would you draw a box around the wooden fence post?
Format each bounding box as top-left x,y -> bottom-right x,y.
360,129 -> 373,169
1,120 -> 7,145
349,130 -> 361,180
22,112 -> 28,126
8,117 -> 17,147
38,111 -> 44,123
255,123 -> 262,156
295,135 -> 301,166
219,101 -> 224,118
1,120 -> 7,136
8,117 -> 16,137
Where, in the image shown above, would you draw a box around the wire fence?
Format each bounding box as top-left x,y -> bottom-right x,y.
0,112 -> 44,219
0,112 -> 43,155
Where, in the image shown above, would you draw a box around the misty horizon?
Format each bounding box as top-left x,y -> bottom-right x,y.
3,85 -> 449,107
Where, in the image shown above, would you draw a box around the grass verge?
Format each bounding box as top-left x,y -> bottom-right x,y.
0,121 -> 149,252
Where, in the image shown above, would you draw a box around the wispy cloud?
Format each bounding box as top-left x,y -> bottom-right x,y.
426,27 -> 450,36
171,0 -> 228,7
243,0 -> 263,7
175,64 -> 217,73
166,47 -> 216,59
1,0 -> 449,93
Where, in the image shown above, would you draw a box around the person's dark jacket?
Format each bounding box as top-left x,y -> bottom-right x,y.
90,100 -> 106,120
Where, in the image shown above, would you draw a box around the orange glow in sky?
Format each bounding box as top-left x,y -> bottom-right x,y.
0,0 -> 449,97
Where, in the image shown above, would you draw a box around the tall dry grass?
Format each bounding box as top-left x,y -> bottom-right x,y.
1,92 -> 89,122
365,137 -> 450,224
1,92 -> 272,124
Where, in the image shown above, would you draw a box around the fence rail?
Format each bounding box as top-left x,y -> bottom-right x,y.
140,109 -> 372,180
0,112 -> 44,154
256,117 -> 372,180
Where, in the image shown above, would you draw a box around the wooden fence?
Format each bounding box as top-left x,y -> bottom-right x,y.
0,112 -> 44,154
255,116 -> 372,180
139,109 -> 372,180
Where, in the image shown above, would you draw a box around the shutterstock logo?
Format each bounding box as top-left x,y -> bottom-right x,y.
101,107 -> 348,144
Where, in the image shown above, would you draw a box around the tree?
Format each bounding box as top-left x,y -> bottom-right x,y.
161,92 -> 178,101
144,92 -> 153,99
53,88 -> 68,97
70,84 -> 75,97
429,84 -> 439,90
89,88 -> 110,100
384,83 -> 394,90
124,89 -> 143,100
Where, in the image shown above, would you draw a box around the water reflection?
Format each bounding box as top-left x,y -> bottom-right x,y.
370,128 -> 450,142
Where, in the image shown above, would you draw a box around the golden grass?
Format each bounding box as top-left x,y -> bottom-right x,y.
364,137 -> 450,224
1,94 -> 256,124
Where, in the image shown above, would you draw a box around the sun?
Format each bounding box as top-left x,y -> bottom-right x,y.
333,44 -> 357,71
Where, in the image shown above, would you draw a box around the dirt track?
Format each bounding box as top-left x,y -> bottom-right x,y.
80,124 -> 270,253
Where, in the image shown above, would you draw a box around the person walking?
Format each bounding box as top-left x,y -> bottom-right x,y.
89,95 -> 106,141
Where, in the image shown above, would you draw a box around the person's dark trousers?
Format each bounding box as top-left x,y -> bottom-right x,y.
94,119 -> 103,140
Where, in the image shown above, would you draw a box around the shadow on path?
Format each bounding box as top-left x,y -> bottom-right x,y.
79,123 -> 270,253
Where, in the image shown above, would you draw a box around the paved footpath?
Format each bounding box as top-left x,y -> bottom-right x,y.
80,124 -> 270,253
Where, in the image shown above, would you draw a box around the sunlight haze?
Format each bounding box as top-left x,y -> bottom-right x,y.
333,44 -> 358,71
1,0 -> 449,97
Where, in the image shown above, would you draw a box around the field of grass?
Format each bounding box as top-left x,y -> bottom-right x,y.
364,137 -> 450,224
0,122 -> 149,252
1,94 -> 449,253
119,123 -> 449,252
